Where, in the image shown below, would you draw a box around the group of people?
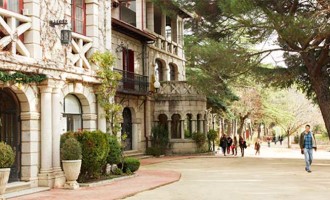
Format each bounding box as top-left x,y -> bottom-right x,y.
217,125 -> 317,173
266,135 -> 284,147
219,135 -> 247,157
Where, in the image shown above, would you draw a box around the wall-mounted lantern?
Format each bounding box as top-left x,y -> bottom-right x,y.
49,19 -> 72,45
153,80 -> 161,93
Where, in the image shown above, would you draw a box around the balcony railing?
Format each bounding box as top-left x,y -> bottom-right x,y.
0,8 -> 31,57
68,32 -> 93,69
114,69 -> 149,95
154,35 -> 179,56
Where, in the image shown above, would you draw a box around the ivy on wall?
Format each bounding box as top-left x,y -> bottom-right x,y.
0,71 -> 47,84
89,51 -> 123,135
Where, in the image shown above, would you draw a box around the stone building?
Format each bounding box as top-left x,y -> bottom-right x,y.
0,0 -> 206,191
111,0 -> 207,154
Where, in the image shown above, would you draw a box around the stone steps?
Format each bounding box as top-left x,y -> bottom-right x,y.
5,182 -> 31,194
124,150 -> 152,160
4,187 -> 50,199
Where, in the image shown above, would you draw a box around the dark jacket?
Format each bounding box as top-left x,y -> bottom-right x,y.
220,137 -> 228,148
299,132 -> 316,149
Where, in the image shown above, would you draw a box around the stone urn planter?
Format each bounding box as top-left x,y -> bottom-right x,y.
0,168 -> 10,197
62,160 -> 82,190
60,138 -> 82,190
0,142 -> 15,199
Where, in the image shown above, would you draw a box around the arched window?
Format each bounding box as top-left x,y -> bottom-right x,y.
158,114 -> 168,129
155,59 -> 164,81
72,0 -> 86,35
63,94 -> 82,132
171,114 -> 181,139
169,63 -> 177,81
0,0 -> 23,13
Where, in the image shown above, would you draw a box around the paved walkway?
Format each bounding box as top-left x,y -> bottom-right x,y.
11,145 -> 330,200
12,170 -> 180,200
128,146 -> 330,200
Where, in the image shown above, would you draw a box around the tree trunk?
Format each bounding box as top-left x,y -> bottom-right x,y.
220,117 -> 225,136
257,124 -> 261,139
287,130 -> 291,148
309,71 -> 330,140
227,119 -> 232,136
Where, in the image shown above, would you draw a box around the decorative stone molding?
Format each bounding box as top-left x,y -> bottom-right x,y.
158,81 -> 200,95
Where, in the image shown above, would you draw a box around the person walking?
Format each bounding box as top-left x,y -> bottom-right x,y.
267,136 -> 271,147
226,135 -> 233,155
254,138 -> 261,155
299,125 -> 317,173
220,135 -> 228,156
232,136 -> 238,156
279,136 -> 283,145
239,135 -> 246,157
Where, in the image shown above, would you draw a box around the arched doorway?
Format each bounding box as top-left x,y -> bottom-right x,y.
0,88 -> 21,182
122,107 -> 132,151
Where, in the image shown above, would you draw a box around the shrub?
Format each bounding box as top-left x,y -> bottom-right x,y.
146,147 -> 162,157
112,167 -> 123,175
60,138 -> 82,160
207,129 -> 218,151
192,132 -> 206,149
60,132 -> 76,148
107,135 -> 122,165
184,130 -> 192,138
118,157 -> 140,173
150,125 -> 169,155
76,130 -> 110,180
0,142 -> 15,168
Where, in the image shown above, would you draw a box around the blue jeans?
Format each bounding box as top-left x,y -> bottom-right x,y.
304,148 -> 313,170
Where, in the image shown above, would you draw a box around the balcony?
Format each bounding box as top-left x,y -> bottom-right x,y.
0,8 -> 32,57
154,35 -> 179,56
68,32 -> 93,69
114,69 -> 149,95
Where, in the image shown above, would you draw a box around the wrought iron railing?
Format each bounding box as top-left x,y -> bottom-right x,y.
114,69 -> 149,95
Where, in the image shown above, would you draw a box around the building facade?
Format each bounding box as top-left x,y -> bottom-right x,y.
0,0 -> 207,189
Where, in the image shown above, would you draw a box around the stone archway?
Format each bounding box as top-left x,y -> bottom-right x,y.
122,107 -> 133,151
0,88 -> 21,182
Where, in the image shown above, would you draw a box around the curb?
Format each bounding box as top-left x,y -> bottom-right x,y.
117,172 -> 182,200
79,174 -> 138,188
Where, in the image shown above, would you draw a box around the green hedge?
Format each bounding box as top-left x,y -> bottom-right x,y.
76,130 -> 110,180
119,157 -> 140,173
107,135 -> 122,165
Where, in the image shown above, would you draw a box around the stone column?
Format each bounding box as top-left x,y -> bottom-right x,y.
180,120 -> 185,139
161,12 -> 166,37
24,0 -> 42,59
132,123 -> 138,150
146,1 -> 154,32
52,87 -> 65,188
86,0 -> 100,53
20,112 -> 40,186
82,113 -> 98,131
136,0 -> 143,29
168,120 -> 172,140
191,117 -> 197,133
97,103 -> 107,133
38,85 -> 54,187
